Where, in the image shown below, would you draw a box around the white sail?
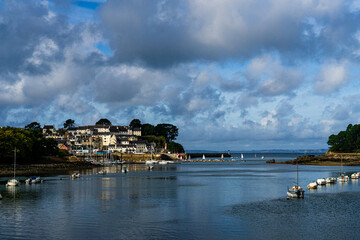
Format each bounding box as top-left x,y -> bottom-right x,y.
202,154 -> 205,160
241,154 -> 244,159
221,154 -> 224,159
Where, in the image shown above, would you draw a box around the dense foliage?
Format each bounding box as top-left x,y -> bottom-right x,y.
96,118 -> 112,125
167,141 -> 185,153
328,124 -> 360,152
130,119 -> 141,128
130,118 -> 183,152
64,119 -> 75,129
0,127 -> 60,164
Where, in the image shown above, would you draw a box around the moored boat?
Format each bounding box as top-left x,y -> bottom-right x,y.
338,157 -> 348,183
25,176 -> 40,184
337,175 -> 349,183
351,173 -> 359,179
6,147 -> 20,187
287,160 -> 304,199
71,172 -> 81,178
287,186 -> 305,198
307,181 -> 317,189
6,179 -> 20,187
316,178 -> 326,185
326,177 -> 336,184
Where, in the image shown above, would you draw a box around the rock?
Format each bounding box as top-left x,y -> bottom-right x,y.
266,159 -> 276,163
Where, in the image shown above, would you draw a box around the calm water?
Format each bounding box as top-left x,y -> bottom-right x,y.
1,153 -> 360,239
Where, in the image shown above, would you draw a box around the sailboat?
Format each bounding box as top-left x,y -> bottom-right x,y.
221,154 -> 224,160
287,160 -> 304,199
6,147 -> 20,187
202,154 -> 206,160
337,157 -> 349,183
241,153 -> 244,159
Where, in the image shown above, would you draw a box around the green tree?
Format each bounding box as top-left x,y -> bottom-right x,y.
25,122 -> 41,130
142,123 -> 155,136
130,118 -> 142,128
167,141 -> 185,153
96,118 -> 112,125
64,119 -> 75,129
0,127 -> 60,164
155,124 -> 178,142
328,124 -> 360,152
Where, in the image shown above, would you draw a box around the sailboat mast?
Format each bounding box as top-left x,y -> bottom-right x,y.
297,161 -> 299,186
14,147 -> 16,179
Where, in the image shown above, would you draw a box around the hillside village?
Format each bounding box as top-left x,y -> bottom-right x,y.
43,124 -> 156,155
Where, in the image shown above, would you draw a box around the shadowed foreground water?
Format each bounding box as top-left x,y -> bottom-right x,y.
1,153 -> 360,239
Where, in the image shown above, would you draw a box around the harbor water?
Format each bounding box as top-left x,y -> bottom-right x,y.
1,153 -> 360,239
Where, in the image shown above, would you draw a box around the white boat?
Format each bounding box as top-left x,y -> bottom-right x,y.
71,172 -> 81,178
221,154 -> 224,160
158,160 -> 168,165
261,156 -> 264,159
202,154 -> 206,160
25,176 -> 40,184
351,173 -> 359,179
97,170 -> 106,175
326,177 -> 336,184
338,175 -> 349,182
287,186 -> 305,198
241,153 -> 244,159
307,181 -> 317,189
6,178 -> 20,187
316,178 -> 326,185
6,147 -> 20,187
145,160 -> 158,165
337,157 -> 349,183
287,161 -> 304,199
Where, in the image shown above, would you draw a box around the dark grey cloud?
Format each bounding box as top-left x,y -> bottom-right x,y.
99,0 -> 360,68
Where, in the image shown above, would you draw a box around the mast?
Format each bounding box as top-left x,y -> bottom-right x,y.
341,156 -> 343,176
296,160 -> 299,186
14,147 -> 16,179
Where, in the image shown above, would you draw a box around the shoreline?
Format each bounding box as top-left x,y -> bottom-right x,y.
273,152 -> 360,166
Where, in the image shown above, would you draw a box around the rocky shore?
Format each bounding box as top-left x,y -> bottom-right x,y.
274,152 -> 360,166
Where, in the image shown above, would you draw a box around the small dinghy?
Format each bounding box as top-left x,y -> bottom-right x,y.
307,181 -> 317,189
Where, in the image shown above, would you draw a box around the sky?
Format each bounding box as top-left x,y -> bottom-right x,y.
1,0 -> 360,151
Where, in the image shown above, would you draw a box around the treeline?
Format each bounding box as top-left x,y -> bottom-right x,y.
0,127 -> 62,164
130,119 -> 184,153
328,124 -> 360,153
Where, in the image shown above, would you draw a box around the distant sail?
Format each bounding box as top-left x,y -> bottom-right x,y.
202,154 -> 205,160
241,154 -> 244,159
221,154 -> 224,159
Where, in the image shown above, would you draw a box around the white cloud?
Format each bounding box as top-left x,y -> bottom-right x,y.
314,61 -> 349,94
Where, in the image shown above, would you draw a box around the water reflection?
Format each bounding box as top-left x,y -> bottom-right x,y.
2,158 -> 360,239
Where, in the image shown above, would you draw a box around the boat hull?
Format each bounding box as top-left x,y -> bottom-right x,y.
6,179 -> 20,187
287,186 -> 304,198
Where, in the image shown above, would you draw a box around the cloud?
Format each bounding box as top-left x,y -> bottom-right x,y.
314,60 -> 349,94
99,0 -> 358,68
244,55 -> 303,96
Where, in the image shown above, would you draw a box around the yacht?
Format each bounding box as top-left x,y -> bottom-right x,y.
6,148 -> 20,187
287,161 -> 304,199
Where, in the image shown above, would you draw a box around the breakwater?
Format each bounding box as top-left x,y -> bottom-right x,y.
187,153 -> 231,158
